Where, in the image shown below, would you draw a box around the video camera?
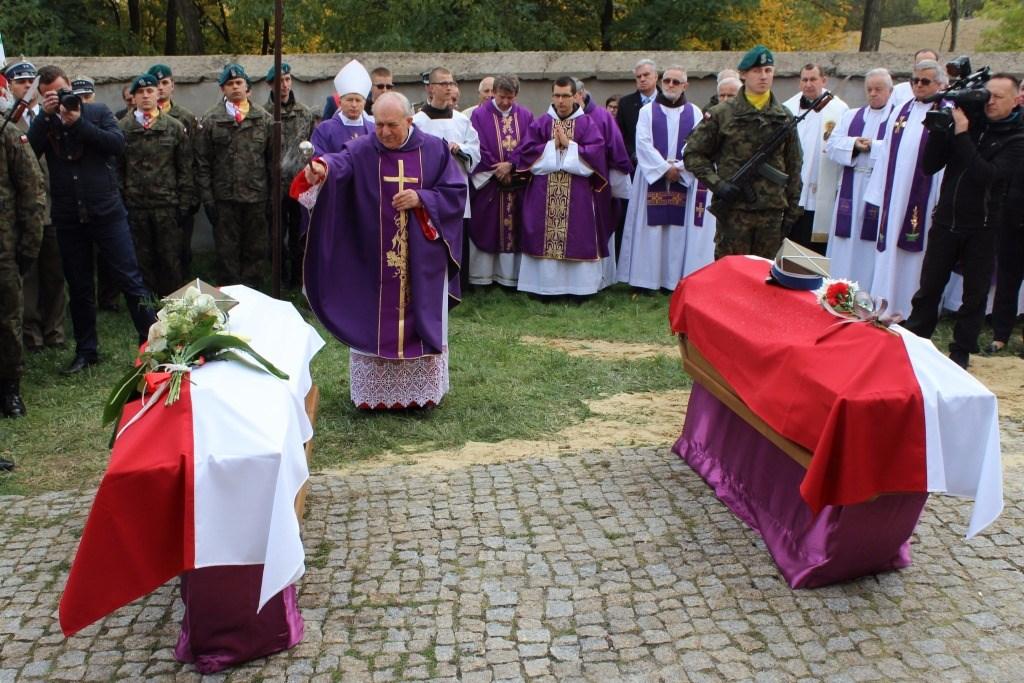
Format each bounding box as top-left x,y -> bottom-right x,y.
922,56 -> 990,134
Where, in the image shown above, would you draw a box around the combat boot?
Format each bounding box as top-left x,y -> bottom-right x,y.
1,379 -> 27,418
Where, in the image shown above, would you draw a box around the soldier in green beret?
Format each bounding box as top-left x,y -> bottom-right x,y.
683,45 -> 803,259
117,74 -> 195,296
265,63 -> 316,288
0,76 -> 47,421
147,64 -> 200,273
194,64 -> 272,288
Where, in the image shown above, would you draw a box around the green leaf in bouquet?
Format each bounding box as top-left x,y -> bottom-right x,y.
102,365 -> 146,427
185,334 -> 289,380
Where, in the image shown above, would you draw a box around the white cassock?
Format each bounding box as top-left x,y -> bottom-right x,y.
864,99 -> 944,318
518,106 -> 605,296
783,91 -> 849,244
412,109 -> 482,220
617,100 -> 714,290
824,103 -> 893,288
891,81 -> 914,108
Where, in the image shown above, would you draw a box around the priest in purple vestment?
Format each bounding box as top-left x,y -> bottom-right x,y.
513,77 -> 610,297
294,92 -> 466,409
311,59 -> 376,156
467,75 -> 534,287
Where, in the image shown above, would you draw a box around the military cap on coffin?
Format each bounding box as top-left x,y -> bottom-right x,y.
768,239 -> 830,291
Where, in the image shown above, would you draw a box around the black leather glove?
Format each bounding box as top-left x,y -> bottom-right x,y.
782,209 -> 802,236
17,254 -> 35,277
204,203 -> 218,227
715,181 -> 743,203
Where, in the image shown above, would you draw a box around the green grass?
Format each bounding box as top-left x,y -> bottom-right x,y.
1,283 -> 684,496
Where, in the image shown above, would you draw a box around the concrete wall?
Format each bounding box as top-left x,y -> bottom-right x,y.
36,51 -> 1024,117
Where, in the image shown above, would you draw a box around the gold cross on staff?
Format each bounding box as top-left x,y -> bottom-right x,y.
382,158 -> 419,359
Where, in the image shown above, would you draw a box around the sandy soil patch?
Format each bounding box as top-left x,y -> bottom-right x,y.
519,336 -> 675,361
968,356 -> 1024,422
328,389 -> 691,474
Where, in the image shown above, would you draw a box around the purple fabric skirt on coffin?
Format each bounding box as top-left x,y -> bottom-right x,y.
174,565 -> 304,674
673,383 -> 929,588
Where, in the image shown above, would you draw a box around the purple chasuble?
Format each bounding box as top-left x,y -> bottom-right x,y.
514,112 -> 610,261
877,99 -> 932,253
647,102 -> 695,226
310,115 -> 375,155
584,97 -> 633,247
303,127 -> 466,359
468,102 -> 534,253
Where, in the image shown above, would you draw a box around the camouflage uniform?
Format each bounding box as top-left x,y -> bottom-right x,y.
0,126 -> 46,386
683,86 -> 803,259
265,92 -> 316,287
17,112 -> 66,350
161,101 -> 199,272
118,111 -> 195,295
194,101 -> 272,288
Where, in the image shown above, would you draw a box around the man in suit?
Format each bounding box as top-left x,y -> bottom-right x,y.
27,65 -> 156,375
616,59 -> 660,168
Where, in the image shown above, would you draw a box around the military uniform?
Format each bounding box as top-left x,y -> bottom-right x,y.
195,66 -> 272,288
265,63 -> 317,287
0,124 -> 47,417
683,49 -> 803,260
119,95 -> 195,295
6,61 -> 67,353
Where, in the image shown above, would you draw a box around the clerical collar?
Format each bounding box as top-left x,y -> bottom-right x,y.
420,103 -> 454,119
557,104 -> 580,121
339,113 -> 365,126
399,127 -> 415,149
655,92 -> 686,109
490,99 -> 512,116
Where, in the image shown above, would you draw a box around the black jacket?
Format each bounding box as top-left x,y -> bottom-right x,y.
27,102 -> 127,224
616,88 -> 659,165
923,108 -> 1024,231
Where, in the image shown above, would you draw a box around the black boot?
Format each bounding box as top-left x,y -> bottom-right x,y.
1,379 -> 27,418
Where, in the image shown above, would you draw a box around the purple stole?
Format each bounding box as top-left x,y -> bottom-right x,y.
474,105 -> 527,252
877,100 -> 932,253
693,183 -> 709,228
647,103 -> 695,226
377,148 -> 426,359
834,107 -> 888,239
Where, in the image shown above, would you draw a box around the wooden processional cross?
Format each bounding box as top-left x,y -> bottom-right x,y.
383,159 -> 419,358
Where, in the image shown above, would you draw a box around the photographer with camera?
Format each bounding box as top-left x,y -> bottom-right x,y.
26,66 -> 156,375
904,72 -> 1024,369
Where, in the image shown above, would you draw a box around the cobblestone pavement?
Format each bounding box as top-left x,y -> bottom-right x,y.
2,434 -> 1023,682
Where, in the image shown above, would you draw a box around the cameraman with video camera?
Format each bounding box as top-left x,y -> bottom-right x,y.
27,66 -> 155,375
905,70 -> 1024,369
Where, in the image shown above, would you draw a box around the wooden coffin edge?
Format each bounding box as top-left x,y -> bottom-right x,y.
679,335 -> 813,469
294,383 -> 320,523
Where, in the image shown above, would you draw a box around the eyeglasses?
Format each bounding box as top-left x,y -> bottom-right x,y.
374,83 -> 395,90
911,77 -> 934,86
662,78 -> 685,86
430,81 -> 457,87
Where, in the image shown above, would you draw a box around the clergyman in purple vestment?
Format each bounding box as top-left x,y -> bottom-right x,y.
514,78 -> 610,297
468,75 -> 534,286
311,59 -> 376,155
298,93 -> 466,409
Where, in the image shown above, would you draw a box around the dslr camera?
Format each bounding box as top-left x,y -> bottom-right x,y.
922,56 -> 990,134
55,88 -> 81,111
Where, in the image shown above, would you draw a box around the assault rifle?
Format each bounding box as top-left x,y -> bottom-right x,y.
721,90 -> 833,204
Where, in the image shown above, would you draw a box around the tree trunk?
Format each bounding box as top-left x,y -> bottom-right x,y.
165,0 -> 178,55
600,0 -> 613,50
261,18 -> 270,55
128,0 -> 142,35
176,0 -> 205,54
859,0 -> 883,52
949,0 -> 960,51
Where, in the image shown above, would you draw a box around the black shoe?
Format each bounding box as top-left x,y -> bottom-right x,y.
1,380 -> 26,418
61,355 -> 99,375
949,350 -> 970,370
0,457 -> 14,472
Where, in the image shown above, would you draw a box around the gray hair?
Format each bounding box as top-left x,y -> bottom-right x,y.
477,76 -> 494,93
717,77 -> 741,94
662,66 -> 688,81
717,69 -> 739,83
374,91 -> 414,117
864,68 -> 893,90
914,60 -> 948,85
493,74 -> 519,95
572,77 -> 586,93
634,58 -> 657,73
